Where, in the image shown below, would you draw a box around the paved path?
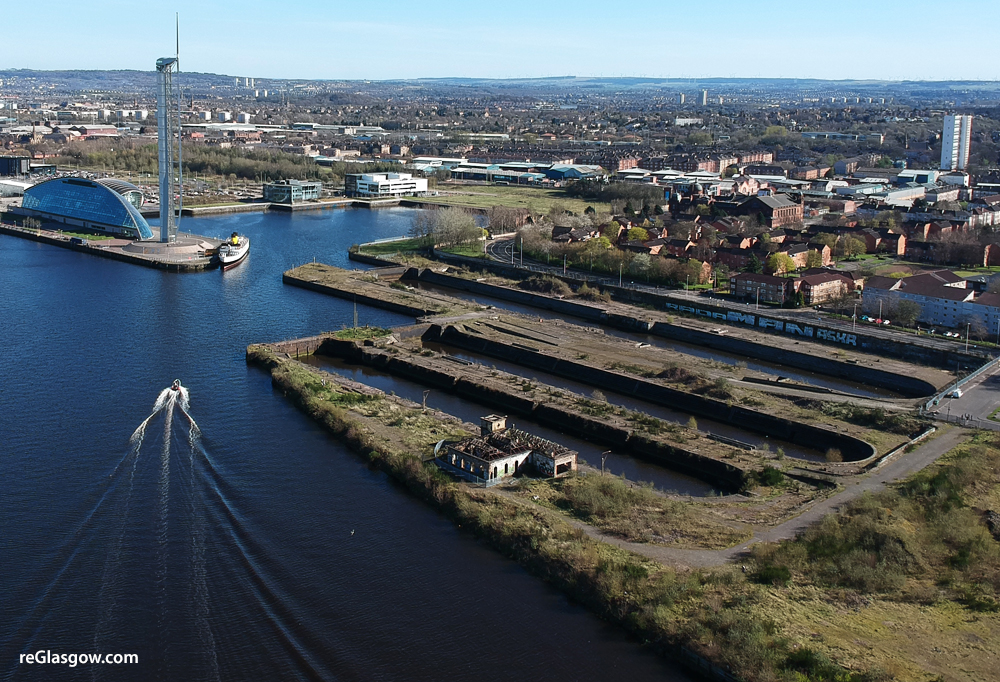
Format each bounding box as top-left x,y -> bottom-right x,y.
558,426 -> 968,569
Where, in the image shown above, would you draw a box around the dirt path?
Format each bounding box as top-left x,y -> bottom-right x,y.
544,426 -> 969,570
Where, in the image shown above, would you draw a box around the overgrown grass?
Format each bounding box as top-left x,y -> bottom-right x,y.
547,473 -> 751,549
750,434 -> 1000,607
821,402 -> 925,436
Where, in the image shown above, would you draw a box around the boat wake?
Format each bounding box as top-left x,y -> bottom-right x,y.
92,381 -> 218,682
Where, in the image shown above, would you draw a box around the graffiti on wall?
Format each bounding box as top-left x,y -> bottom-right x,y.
662,301 -> 858,347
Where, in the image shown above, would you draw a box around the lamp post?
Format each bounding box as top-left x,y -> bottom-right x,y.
619,263 -> 623,288
685,274 -> 689,291
601,450 -> 612,476
755,285 -> 761,311
853,302 -> 858,331
966,322 -> 971,352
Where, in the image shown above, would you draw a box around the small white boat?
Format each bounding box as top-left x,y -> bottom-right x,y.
218,232 -> 250,270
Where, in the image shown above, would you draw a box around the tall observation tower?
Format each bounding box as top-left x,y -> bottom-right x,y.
156,57 -> 181,243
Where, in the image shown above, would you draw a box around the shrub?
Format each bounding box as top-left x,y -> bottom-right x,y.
519,275 -> 572,297
753,565 -> 792,586
756,466 -> 784,487
576,282 -> 612,303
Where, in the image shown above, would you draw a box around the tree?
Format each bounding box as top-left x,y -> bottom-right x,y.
602,221 -> 622,242
805,249 -> 824,268
428,207 -> 480,247
627,226 -> 649,241
766,252 -> 796,275
487,206 -> 527,234
838,236 -> 866,259
744,252 -> 763,274
813,233 -> 837,249
893,300 -> 922,327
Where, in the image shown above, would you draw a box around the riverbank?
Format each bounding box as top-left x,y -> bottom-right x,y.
246,342 -> 899,682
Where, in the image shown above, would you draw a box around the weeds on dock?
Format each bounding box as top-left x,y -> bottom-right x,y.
821,402 -> 924,436
335,327 -> 392,341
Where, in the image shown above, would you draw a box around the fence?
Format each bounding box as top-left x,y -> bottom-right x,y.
922,355 -> 1000,414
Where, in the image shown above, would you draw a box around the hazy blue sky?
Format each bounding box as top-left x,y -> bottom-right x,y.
7,0 -> 999,81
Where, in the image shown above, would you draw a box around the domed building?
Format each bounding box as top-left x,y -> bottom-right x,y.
16,177 -> 153,239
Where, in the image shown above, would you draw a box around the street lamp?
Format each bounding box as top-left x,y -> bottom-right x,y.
853,302 -> 858,331
601,450 -> 612,476
755,285 -> 761,310
966,322 -> 971,352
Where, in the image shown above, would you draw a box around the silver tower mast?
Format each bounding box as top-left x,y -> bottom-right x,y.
156,57 -> 179,243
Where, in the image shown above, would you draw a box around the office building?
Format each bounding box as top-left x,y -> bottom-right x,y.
701,90 -> 708,106
263,179 -> 322,204
677,93 -> 685,105
217,111 -> 232,122
0,155 -> 30,176
344,172 -> 428,198
940,114 -> 972,171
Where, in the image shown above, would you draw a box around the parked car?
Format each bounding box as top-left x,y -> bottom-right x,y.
949,389 -> 963,398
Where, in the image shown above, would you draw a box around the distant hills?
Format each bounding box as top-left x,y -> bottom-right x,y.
2,69 -> 999,98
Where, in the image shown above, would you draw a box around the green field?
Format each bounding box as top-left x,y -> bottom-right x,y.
440,243 -> 487,258
422,183 -> 611,215
356,237 -> 430,255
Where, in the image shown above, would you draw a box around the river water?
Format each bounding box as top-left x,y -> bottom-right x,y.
0,208 -> 691,681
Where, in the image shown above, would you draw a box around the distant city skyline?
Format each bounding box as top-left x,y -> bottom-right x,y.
4,0 -> 1000,82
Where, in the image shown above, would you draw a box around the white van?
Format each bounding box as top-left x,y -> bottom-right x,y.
949,389 -> 963,399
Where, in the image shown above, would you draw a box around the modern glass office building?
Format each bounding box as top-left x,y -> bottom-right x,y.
18,177 -> 153,239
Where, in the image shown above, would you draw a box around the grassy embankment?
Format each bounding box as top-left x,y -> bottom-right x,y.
748,431 -> 1000,681
248,341 -> 927,682
423,183 -> 611,215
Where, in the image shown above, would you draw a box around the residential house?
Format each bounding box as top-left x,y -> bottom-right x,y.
794,272 -> 853,305
731,272 -> 790,304
862,270 -> 994,329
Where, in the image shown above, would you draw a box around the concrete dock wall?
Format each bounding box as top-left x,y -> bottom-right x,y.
428,252 -> 988,369
282,272 -> 437,317
312,337 -> 749,489
415,268 -> 937,398
0,224 -> 214,272
430,323 -> 876,463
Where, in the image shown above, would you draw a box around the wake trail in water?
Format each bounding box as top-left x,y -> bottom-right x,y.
187,411 -> 219,681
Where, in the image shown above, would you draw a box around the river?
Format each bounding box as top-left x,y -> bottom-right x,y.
0,208 -> 691,681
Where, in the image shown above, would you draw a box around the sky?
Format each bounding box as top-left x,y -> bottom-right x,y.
4,0 -> 1000,82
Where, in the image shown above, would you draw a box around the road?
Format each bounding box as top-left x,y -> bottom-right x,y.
930,365 -> 1000,431
482,237 -> 989,360
558,426 -> 968,569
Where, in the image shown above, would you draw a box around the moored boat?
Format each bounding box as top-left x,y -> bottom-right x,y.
218,232 -> 250,270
